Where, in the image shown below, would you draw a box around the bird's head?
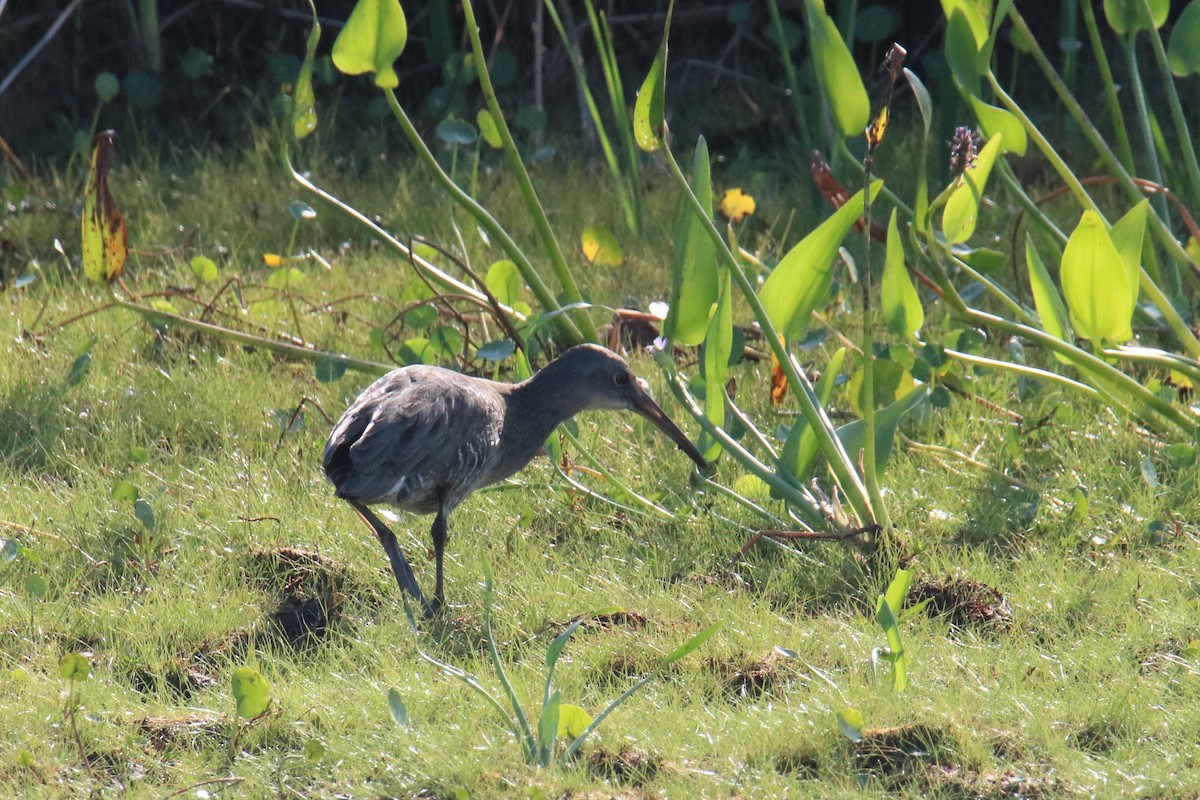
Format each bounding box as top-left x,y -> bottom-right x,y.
550,344 -> 708,470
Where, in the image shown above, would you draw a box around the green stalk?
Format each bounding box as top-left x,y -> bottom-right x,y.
859,163 -> 889,532
285,148 -> 527,317
111,295 -> 391,375
661,147 -> 875,527
587,1 -> 643,229
1140,9 -> 1200,208
461,0 -> 598,343
766,0 -> 813,147
660,370 -> 828,532
1122,36 -> 1172,223
543,0 -> 637,233
1003,7 -> 1192,295
382,90 -> 583,344
1079,0 -> 1137,173
987,74 -> 1200,351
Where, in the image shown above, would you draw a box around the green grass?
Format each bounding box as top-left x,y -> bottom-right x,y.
2,127 -> 1200,798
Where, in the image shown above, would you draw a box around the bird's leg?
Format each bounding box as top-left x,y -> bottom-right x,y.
349,501 -> 434,617
430,501 -> 448,615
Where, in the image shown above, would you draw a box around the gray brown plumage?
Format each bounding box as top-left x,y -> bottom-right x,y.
324,343 -> 707,615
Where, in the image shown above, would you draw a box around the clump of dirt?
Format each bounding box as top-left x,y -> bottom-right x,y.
597,649 -> 661,682
853,723 -> 957,777
1135,638 -> 1195,674
774,743 -> 821,778
242,547 -> 346,646
704,650 -> 789,701
909,577 -> 1013,633
927,766 -> 1056,799
134,714 -> 223,752
125,629 -> 249,701
585,745 -> 664,787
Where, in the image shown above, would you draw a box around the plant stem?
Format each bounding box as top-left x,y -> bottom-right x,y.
661,145 -> 875,527
381,90 -> 583,345
461,0 -> 598,343
1079,0 -> 1137,174
1141,16 -> 1200,210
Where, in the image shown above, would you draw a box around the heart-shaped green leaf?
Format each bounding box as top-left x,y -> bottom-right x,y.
332,0 -> 408,88
1169,1 -> 1200,75
1060,210 -> 1134,343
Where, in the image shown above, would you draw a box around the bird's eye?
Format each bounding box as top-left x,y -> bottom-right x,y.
613,371 -> 630,387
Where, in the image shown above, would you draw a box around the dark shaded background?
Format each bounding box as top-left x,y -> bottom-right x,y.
0,1 -> 1077,162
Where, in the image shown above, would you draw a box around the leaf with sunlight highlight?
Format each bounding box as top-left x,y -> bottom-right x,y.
702,265 -> 732,462
581,226 -> 623,266
59,653 -> 90,682
557,704 -> 592,739
81,131 -> 127,283
665,137 -> 717,346
332,0 -> 407,88
969,96 -> 1026,156
760,183 -> 880,341
717,188 -> 756,222
942,133 -> 1002,245
291,1 -> 321,139
1060,211 -> 1134,344
881,210 -> 923,338
486,260 -> 521,306
1025,236 -> 1072,359
803,0 -> 869,137
633,3 -> 672,152
231,667 -> 271,718
1109,200 -> 1148,303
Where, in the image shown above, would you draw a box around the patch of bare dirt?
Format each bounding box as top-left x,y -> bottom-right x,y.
909,577 -> 1013,633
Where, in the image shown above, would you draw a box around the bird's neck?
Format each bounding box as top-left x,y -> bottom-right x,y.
501,362 -> 591,461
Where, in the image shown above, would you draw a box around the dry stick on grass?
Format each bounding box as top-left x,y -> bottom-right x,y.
729,525 -> 880,566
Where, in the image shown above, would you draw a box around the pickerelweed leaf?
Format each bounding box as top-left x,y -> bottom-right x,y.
331,0 -> 408,88
836,708 -> 864,742
59,653 -> 91,682
665,136 -> 717,345
437,117 -> 478,146
231,666 -> 271,718
387,688 -> 409,727
942,133 -> 1003,245
190,255 -> 218,282
1060,210 -> 1134,343
760,182 -> 881,341
702,264 -> 732,462
804,0 -> 869,137
1109,199 -> 1148,304
477,108 -> 502,148
881,209 -> 923,338
969,95 -> 1027,155
580,226 -> 623,266
292,1 -> 321,139
557,704 -> 592,740
1104,0 -> 1168,34
1169,1 -> 1200,76
633,3 -> 672,151
1025,236 -> 1073,360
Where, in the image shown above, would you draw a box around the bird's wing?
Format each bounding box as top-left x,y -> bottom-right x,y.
324,369 -> 504,508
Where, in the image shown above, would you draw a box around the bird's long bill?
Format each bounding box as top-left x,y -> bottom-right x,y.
631,390 -> 709,470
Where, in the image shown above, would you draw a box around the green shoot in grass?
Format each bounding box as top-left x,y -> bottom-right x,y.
401,555 -> 720,768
